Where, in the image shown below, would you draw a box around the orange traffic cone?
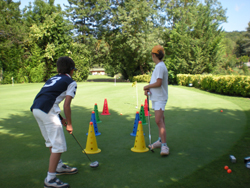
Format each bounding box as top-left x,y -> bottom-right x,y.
131,121 -> 149,153
101,98 -> 110,115
84,122 -> 101,154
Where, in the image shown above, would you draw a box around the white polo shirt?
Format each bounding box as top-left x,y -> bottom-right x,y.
149,61 -> 168,101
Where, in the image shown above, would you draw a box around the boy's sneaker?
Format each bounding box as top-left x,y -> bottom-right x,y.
56,164 -> 78,175
44,177 -> 69,188
148,140 -> 161,149
160,145 -> 169,156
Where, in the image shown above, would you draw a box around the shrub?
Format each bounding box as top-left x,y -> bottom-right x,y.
177,74 -> 250,97
29,63 -> 46,83
132,74 -> 151,83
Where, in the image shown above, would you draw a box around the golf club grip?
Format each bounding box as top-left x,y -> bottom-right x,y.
147,92 -> 150,111
58,114 -> 63,120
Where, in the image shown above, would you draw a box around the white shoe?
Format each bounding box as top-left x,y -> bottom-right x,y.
56,164 -> 78,175
44,177 -> 69,188
160,145 -> 169,156
148,140 -> 161,149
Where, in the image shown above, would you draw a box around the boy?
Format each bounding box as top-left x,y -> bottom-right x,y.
143,45 -> 169,156
31,56 -> 78,188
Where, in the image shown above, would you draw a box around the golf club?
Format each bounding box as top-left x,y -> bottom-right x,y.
147,92 -> 154,153
71,133 -> 99,168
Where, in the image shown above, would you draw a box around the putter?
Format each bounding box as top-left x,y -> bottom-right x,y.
147,92 -> 154,153
71,133 -> 99,168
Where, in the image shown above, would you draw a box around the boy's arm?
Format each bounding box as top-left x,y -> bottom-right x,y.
144,78 -> 162,92
64,95 -> 73,134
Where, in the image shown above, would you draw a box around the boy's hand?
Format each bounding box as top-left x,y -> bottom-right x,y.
66,124 -> 73,134
61,118 -> 67,126
144,89 -> 150,96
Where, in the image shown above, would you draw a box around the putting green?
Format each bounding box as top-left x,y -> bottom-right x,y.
160,86 -> 246,185
0,83 -> 247,188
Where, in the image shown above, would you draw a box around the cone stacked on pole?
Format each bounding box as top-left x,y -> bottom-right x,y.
87,111 -> 101,136
139,104 -> 147,125
94,103 -> 102,123
144,99 -> 151,116
130,111 -> 140,136
85,122 -> 101,154
101,98 -> 110,115
131,121 -> 149,153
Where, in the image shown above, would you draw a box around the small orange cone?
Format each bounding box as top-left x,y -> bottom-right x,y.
131,121 -> 149,153
101,98 -> 110,115
84,122 -> 101,154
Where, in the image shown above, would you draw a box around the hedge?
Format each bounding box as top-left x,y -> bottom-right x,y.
177,74 -> 250,97
132,74 -> 151,83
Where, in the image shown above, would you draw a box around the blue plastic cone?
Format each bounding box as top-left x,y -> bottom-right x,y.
86,111 -> 101,136
130,111 -> 140,136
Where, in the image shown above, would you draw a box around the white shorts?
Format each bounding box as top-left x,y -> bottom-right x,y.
151,100 -> 167,111
33,109 -> 67,153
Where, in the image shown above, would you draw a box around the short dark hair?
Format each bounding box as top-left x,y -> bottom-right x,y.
153,51 -> 165,60
56,56 -> 75,74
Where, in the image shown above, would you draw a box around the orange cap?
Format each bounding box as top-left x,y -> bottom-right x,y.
152,45 -> 165,55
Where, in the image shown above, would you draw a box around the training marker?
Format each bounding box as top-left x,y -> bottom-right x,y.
84,122 -> 101,154
144,99 -> 151,116
87,111 -> 101,136
101,98 -> 111,115
94,103 -> 102,123
131,121 -> 149,153
130,111 -> 140,136
139,104 -> 147,125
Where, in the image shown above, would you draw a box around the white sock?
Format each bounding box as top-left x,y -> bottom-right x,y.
57,159 -> 63,169
161,143 -> 167,147
46,172 -> 56,182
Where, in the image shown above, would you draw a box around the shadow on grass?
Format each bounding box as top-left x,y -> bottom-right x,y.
0,105 -> 248,188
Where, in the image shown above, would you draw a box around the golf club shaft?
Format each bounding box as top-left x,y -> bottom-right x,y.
147,92 -> 152,145
71,133 -> 93,162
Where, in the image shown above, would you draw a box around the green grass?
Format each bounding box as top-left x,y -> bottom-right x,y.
87,75 -> 115,80
0,83 -> 250,187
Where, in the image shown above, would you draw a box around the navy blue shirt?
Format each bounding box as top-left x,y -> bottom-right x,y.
31,74 -> 77,114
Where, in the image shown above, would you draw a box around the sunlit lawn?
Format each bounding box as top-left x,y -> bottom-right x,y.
0,82 -> 250,187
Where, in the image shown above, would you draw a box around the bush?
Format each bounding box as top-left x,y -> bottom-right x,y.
132,74 -> 151,83
177,74 -> 250,97
29,63 -> 46,83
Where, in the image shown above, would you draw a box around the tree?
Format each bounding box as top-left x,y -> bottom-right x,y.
23,0 -> 74,81
243,22 -> 250,56
0,0 -> 27,84
161,0 -> 226,83
105,0 -> 157,80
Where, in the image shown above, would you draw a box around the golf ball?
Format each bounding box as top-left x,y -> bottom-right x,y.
227,169 -> 232,173
224,166 -> 229,170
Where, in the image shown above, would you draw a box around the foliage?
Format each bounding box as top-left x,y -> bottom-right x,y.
23,0 -> 74,81
1,0 -> 249,84
65,0 -> 111,69
69,43 -> 90,82
106,0 -> 156,80
132,74 -> 151,83
161,0 -> 226,84
224,31 -> 246,43
0,0 -> 27,84
177,74 -> 250,97
243,22 -> 250,56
